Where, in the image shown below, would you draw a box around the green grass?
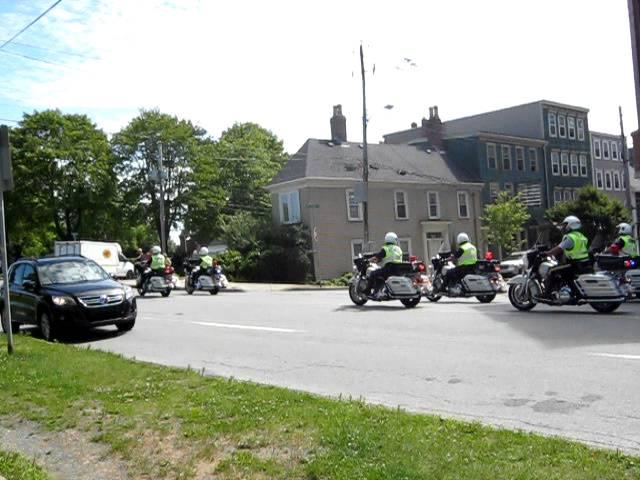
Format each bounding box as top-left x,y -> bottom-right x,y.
0,335 -> 639,479
0,450 -> 51,480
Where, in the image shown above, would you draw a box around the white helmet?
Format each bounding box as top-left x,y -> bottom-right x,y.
617,222 -> 632,236
384,232 -> 398,244
561,215 -> 581,232
151,245 -> 161,254
457,232 -> 470,245
199,246 -> 209,256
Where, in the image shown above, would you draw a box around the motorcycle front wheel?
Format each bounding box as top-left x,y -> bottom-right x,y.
476,294 -> 496,303
508,284 -> 536,311
349,283 -> 368,306
401,297 -> 420,308
185,277 -> 194,295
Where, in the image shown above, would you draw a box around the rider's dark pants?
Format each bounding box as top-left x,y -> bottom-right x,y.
367,263 -> 397,294
543,260 -> 592,294
444,264 -> 476,287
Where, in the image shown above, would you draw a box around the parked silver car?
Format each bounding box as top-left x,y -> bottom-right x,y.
499,251 -> 527,278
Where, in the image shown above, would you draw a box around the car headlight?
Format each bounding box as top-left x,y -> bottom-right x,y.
51,295 -> 76,306
124,286 -> 135,299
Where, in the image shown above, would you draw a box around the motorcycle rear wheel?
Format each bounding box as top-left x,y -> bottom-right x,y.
589,302 -> 622,313
209,287 -> 219,295
401,297 -> 420,308
508,284 -> 536,311
476,294 -> 496,303
185,278 -> 194,295
161,289 -> 171,297
349,284 -> 368,306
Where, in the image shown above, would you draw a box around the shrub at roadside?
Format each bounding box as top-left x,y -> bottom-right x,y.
0,450 -> 50,480
316,272 -> 353,286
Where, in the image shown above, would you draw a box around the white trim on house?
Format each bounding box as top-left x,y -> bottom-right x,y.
553,188 -> 562,205
486,143 -> 497,169
345,189 -> 363,221
266,177 -> 485,192
278,190 -> 301,224
350,239 -> 364,259
595,169 -> 603,189
548,112 -> 557,137
457,191 -> 470,218
489,182 -> 499,201
577,118 -> 585,141
613,171 -> 621,191
570,153 -> 579,177
579,154 -> 588,177
501,145 -> 511,170
593,138 -> 601,159
558,114 -> 567,138
398,237 -> 412,256
427,191 -> 441,219
563,190 -> 572,202
567,116 -> 576,140
551,151 -> 560,176
394,190 -> 409,220
561,152 -> 569,176
515,146 -> 525,171
529,148 -> 538,172
603,140 -> 610,159
611,141 -> 618,160
605,170 -> 613,190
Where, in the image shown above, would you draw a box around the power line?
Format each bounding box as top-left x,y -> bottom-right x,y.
0,118 -> 20,124
0,49 -> 70,68
0,39 -> 99,60
0,0 -> 63,51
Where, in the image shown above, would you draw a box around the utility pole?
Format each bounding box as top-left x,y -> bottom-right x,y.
619,107 -> 636,223
0,125 -> 15,354
158,143 -> 167,254
360,44 -> 370,250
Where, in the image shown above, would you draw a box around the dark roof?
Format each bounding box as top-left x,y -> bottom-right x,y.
269,139 -> 476,187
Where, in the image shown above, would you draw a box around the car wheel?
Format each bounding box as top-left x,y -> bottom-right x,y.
117,319 -> 135,332
39,309 -> 55,342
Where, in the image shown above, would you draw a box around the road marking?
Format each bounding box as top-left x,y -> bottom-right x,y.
589,353 -> 640,360
191,321 -> 303,333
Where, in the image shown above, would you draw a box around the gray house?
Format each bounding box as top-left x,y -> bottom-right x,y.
266,107 -> 485,280
590,131 -> 629,205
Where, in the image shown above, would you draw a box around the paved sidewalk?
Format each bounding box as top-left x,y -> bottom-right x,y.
121,279 -> 346,292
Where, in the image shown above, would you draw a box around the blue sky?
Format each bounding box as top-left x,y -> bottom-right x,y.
0,0 -> 637,152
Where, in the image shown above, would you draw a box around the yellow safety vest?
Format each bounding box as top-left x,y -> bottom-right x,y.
458,242 -> 478,266
380,244 -> 403,266
151,254 -> 165,270
565,231 -> 589,260
200,255 -> 213,269
620,235 -> 638,256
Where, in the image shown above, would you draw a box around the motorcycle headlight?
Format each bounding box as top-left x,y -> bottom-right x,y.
124,286 -> 135,299
51,295 -> 76,306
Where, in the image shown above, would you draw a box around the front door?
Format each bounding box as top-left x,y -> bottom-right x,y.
425,232 -> 444,262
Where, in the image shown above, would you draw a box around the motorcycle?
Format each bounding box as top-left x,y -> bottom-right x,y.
593,254 -> 639,300
348,254 -> 422,308
137,265 -> 174,297
424,253 -> 499,303
508,245 -> 628,313
184,261 -> 228,295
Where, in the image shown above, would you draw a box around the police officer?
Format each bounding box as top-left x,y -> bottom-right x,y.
543,215 -> 590,297
443,233 -> 478,290
141,246 -> 165,286
368,232 -> 403,297
610,222 -> 638,256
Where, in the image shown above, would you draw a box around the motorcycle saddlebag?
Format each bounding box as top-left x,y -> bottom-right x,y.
150,277 -> 167,289
385,276 -> 417,296
596,255 -> 631,271
461,275 -> 494,294
197,276 -> 214,288
575,274 -> 623,299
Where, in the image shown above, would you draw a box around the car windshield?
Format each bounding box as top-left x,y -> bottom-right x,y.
39,260 -> 109,285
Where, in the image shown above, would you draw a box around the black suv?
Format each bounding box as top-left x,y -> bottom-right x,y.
0,256 -> 137,341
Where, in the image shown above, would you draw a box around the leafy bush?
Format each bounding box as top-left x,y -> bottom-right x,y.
316,272 -> 353,287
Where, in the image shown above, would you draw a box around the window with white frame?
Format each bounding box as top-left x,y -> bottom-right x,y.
345,189 -> 363,221
457,191 -> 469,218
398,238 -> 412,257
594,139 -> 601,158
567,116 -> 576,139
579,154 -> 588,177
558,115 -> 567,138
611,142 -> 618,160
548,112 -> 557,137
573,189 -> 579,200
504,182 -> 514,197
427,191 -> 440,219
529,148 -> 538,172
486,143 -> 497,169
603,141 -> 610,159
554,189 -> 562,205
350,239 -> 364,259
605,171 -> 612,190
622,171 -> 627,190
489,182 -> 500,201
394,190 -> 409,219
515,147 -> 525,171
561,152 -> 569,176
278,191 -> 300,224
570,153 -> 579,176
563,190 -> 572,202
551,151 -> 560,175
595,169 -> 604,189
501,145 -> 511,170
613,171 -> 621,190
577,118 -> 585,141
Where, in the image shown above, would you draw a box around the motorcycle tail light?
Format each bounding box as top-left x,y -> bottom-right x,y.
624,260 -> 632,269
495,266 -> 501,272
409,255 -> 417,262
418,263 -> 426,272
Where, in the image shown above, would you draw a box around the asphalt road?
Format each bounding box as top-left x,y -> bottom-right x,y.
83,287 -> 640,454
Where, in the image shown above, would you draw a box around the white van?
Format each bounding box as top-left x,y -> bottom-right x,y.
54,241 -> 135,279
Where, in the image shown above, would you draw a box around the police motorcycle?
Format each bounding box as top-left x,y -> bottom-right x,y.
348,253 -> 422,308
184,261 -> 225,295
507,245 -> 628,313
137,264 -> 173,297
596,223 -> 640,300
423,251 -> 498,303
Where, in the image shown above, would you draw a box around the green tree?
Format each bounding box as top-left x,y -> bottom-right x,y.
545,186 -> 630,248
6,110 -> 116,256
481,192 -> 531,258
112,110 -> 212,251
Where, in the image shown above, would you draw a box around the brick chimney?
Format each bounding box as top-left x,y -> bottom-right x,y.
420,105 -> 443,149
330,105 -> 347,143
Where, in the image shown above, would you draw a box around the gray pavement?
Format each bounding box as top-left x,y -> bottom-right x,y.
84,288 -> 640,454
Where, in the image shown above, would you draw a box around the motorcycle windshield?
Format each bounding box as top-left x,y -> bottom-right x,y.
438,239 -> 452,256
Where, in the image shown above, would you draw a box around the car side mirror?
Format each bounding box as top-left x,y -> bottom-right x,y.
22,280 -> 37,291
